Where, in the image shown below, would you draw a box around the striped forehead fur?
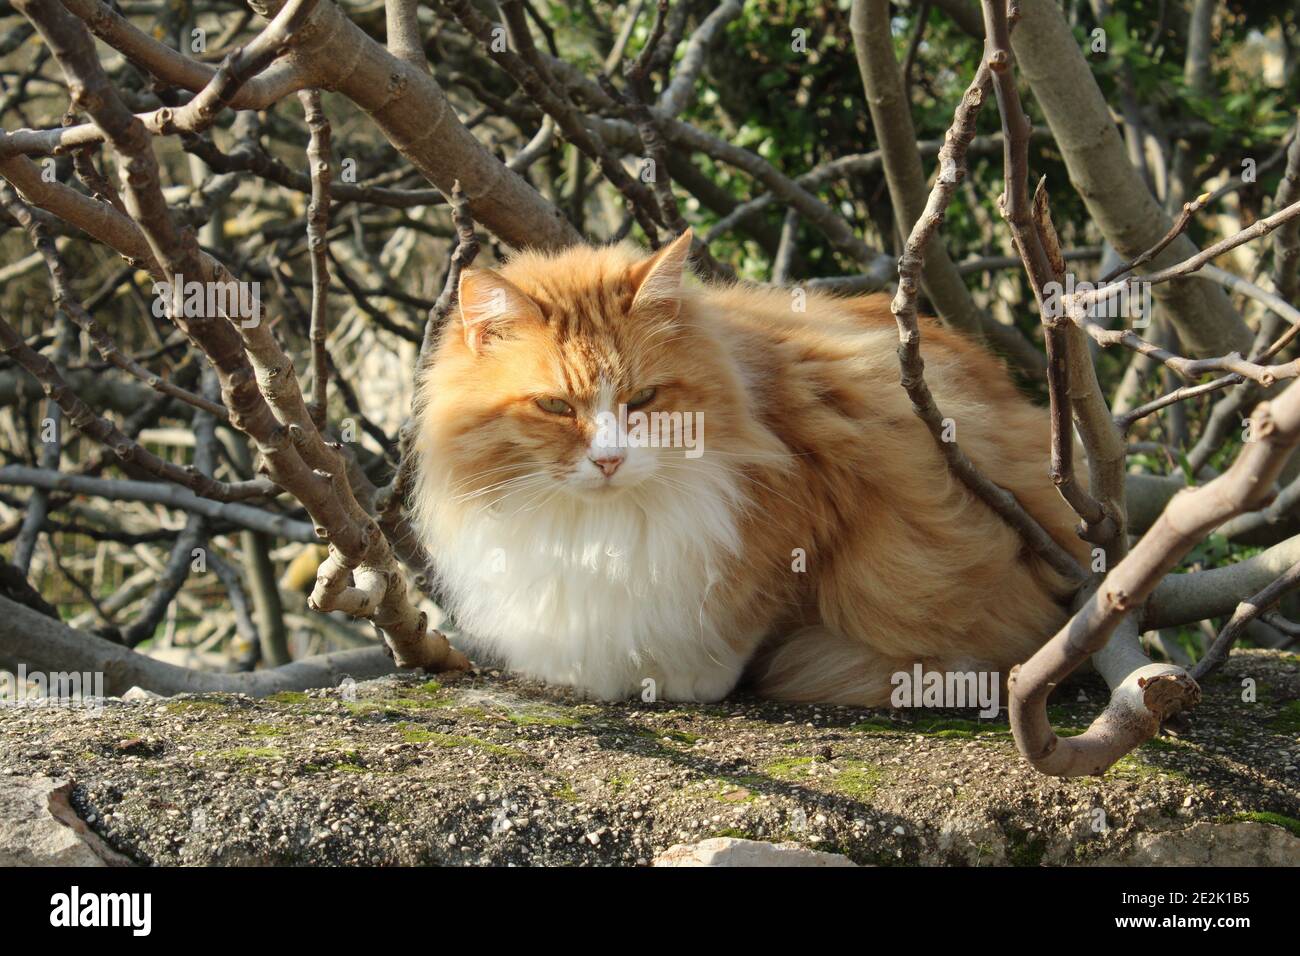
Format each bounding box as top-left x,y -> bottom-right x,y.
497,242 -> 643,338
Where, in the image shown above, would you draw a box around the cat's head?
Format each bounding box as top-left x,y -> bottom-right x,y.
416,230 -> 746,510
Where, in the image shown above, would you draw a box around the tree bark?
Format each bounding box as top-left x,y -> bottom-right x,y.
1010,0 -> 1251,358
0,594 -> 394,696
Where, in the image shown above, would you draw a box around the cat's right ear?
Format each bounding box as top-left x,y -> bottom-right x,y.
457,268 -> 543,353
628,228 -> 694,319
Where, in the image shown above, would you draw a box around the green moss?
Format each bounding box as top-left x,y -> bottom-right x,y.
215,746 -> 283,761
345,693 -> 451,715
507,711 -> 581,727
396,724 -> 523,758
763,756 -> 883,799
360,799 -> 412,824
914,717 -> 1009,738
1224,811 -> 1300,837
247,723 -> 286,738
829,761 -> 885,799
402,697 -> 449,712
713,780 -> 758,803
1110,753 -> 1190,782
849,715 -> 1011,738
914,716 -> 984,736
765,755 -> 814,776
1006,829 -> 1047,866
710,827 -> 759,840
165,699 -> 225,713
352,681 -> 457,712
1269,700 -> 1300,734
634,726 -> 700,744
265,691 -> 309,705
1045,706 -> 1093,737
1110,755 -> 1150,777
396,725 -> 439,743
388,683 -> 582,725
297,744 -> 372,774
343,701 -> 388,715
848,716 -> 904,733
551,783 -> 580,802
1053,727 -> 1089,738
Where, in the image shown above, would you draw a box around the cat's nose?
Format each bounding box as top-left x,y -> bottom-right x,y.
589,453 -> 624,477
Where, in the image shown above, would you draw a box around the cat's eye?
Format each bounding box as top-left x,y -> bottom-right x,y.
626,387 -> 657,409
535,397 -> 575,416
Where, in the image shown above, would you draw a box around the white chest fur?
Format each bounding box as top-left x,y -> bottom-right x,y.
418,466 -> 751,701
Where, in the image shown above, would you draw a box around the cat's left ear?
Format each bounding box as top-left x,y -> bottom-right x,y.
628,228 -> 694,318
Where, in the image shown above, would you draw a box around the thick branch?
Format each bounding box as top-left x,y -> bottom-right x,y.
0,594 -> 395,697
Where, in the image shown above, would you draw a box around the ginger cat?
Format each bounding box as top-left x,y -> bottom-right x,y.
412,230 -> 1088,705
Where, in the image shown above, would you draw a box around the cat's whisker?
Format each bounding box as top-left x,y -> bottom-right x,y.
676,462 -> 815,521
484,482 -> 556,516
508,484 -> 565,517
453,478 -> 536,503
683,448 -> 812,461
642,474 -> 696,500
448,462 -> 540,493
453,472 -> 550,502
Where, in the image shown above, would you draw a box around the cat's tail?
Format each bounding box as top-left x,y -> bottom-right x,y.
746,626 -> 940,707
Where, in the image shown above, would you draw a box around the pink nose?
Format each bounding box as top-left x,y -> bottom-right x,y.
590,454 -> 624,477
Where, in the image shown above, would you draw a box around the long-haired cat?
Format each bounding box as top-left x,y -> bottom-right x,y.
411,230 -> 1089,705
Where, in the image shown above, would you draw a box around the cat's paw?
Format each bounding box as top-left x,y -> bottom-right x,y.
653,666 -> 741,704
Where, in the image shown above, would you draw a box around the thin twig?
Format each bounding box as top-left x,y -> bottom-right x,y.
885,36 -> 1084,583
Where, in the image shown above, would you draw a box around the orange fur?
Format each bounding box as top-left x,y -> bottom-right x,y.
412,231 -> 1088,706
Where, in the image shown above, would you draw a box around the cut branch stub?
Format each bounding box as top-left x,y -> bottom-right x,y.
1009,386 -> 1300,776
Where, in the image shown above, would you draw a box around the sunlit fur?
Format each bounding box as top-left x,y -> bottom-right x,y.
411,232 -> 1090,705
